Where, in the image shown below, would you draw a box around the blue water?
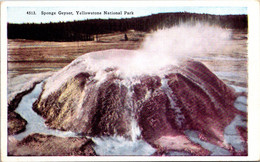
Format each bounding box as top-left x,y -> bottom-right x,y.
13,82 -> 77,141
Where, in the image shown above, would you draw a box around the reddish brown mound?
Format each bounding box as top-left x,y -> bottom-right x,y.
32,50 -> 246,155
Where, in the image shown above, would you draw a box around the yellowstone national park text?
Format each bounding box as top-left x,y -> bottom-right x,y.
29,11 -> 135,16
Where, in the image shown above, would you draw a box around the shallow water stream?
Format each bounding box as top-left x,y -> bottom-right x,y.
13,82 -> 77,141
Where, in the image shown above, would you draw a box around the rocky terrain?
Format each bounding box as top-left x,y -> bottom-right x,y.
6,27 -> 248,156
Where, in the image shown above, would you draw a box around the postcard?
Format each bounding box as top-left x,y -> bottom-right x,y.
1,1 -> 260,161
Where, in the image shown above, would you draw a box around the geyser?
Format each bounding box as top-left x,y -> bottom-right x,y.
32,24 -> 246,155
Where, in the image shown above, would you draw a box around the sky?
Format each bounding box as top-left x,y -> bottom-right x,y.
7,6 -> 247,24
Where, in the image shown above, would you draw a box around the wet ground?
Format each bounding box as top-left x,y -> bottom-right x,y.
194,30 -> 247,87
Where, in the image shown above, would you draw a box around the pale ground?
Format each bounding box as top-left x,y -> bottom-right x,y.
7,31 -> 146,78
7,30 -> 247,87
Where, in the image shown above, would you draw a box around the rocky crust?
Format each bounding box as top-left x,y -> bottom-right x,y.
32,49 -> 247,155
8,111 -> 27,135
8,133 -> 96,156
235,126 -> 248,156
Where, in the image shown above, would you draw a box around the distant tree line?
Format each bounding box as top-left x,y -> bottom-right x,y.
8,12 -> 248,42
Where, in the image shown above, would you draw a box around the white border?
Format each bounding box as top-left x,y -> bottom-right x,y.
1,2 -> 8,161
0,0 -> 253,7
1,1 -> 260,161
247,0 -> 260,161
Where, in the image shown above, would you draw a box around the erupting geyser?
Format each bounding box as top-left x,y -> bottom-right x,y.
32,24 -> 247,155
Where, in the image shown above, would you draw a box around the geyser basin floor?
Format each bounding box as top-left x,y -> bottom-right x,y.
8,24 -> 248,156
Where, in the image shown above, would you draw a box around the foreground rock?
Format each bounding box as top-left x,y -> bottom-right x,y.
8,133 -> 96,156
8,111 -> 27,135
32,49 -> 247,155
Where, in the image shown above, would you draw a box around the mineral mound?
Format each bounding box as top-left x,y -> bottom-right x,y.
33,49 -> 246,155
